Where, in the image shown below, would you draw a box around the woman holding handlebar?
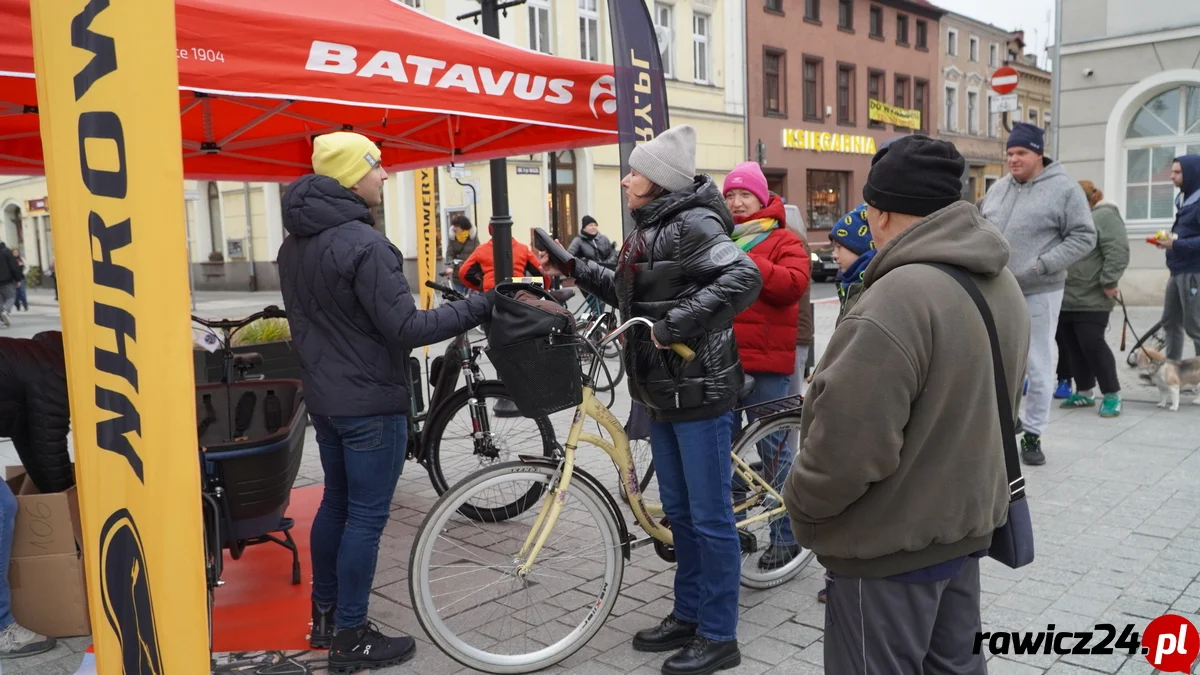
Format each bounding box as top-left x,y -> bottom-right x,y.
537,125 -> 762,675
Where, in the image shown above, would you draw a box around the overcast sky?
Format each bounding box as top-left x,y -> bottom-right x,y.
934,0 -> 1056,69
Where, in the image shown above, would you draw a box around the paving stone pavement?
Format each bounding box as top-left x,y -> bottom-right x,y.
6,296 -> 1200,675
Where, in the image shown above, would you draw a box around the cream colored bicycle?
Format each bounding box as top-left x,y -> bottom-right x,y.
408,316 -> 812,674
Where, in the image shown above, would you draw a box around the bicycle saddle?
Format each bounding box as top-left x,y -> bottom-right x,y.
233,352 -> 264,369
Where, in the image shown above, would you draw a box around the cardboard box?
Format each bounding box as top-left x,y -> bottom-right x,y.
5,467 -> 91,637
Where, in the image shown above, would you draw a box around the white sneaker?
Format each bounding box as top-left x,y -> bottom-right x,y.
0,311 -> 9,327
0,622 -> 56,658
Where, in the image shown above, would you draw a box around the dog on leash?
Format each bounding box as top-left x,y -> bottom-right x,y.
1135,347 -> 1200,411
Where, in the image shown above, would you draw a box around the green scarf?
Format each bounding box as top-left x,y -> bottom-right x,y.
730,217 -> 780,252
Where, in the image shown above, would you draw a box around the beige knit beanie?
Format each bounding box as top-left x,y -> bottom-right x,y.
629,125 -> 697,193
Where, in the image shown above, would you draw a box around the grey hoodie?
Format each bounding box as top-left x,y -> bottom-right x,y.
980,160 -> 1096,296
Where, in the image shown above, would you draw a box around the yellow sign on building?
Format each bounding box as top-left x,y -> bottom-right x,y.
414,168 -> 438,310
782,129 -> 878,155
29,0 -> 208,670
867,99 -> 922,130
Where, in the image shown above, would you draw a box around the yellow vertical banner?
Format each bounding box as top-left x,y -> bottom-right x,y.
30,0 -> 208,671
414,168 -> 438,310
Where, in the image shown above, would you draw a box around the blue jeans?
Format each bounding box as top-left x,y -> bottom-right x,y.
649,412 -> 740,642
733,372 -> 796,547
0,478 -> 16,630
310,414 -> 407,630
13,283 -> 26,311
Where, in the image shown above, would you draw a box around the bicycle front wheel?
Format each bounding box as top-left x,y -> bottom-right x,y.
732,413 -> 813,589
409,461 -> 625,674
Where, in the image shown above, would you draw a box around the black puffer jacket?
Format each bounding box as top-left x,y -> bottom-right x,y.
0,331 -> 73,493
278,175 -> 492,417
575,176 -> 762,422
568,231 -> 618,266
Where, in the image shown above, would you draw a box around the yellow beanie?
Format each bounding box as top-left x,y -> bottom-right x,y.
312,132 -> 382,188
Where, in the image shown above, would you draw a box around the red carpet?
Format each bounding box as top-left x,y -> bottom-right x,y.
212,485 -> 321,652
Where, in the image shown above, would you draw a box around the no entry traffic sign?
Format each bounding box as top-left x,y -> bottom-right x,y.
991,66 -> 1019,95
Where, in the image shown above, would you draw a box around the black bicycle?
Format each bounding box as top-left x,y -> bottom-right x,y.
410,281 -> 560,521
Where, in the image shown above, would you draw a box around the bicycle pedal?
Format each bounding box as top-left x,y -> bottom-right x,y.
738,529 -> 758,555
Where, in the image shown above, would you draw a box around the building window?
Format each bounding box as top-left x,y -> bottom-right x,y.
838,0 -> 853,30
967,90 -> 979,134
896,14 -> 909,45
1029,108 -> 1039,125
528,0 -> 552,54
969,36 -> 979,62
693,13 -> 710,83
207,181 -> 222,257
578,0 -> 600,62
764,49 -> 784,115
1044,110 -> 1052,132
766,0 -> 783,13
868,69 -> 885,128
654,3 -> 673,78
989,43 -> 998,67
399,0 -> 420,6
807,170 -> 849,230
916,20 -> 928,49
837,64 -> 855,124
804,57 -> 824,121
944,85 -> 958,131
988,95 -> 1000,137
869,5 -> 883,38
947,28 -> 958,56
805,0 -> 820,23
914,79 -> 928,133
894,74 -> 909,109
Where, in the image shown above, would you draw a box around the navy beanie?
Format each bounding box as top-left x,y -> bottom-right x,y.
1007,122 -> 1045,154
830,203 -> 874,256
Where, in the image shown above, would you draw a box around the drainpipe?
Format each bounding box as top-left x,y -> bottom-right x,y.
243,182 -> 257,292
1051,0 -> 1063,160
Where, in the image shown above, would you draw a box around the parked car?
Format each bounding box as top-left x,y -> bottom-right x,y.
810,243 -> 839,282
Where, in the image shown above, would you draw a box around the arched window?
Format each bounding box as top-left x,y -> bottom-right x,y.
1122,85 -> 1200,223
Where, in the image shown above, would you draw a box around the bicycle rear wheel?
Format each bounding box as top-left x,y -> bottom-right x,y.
731,413 -> 813,589
1127,318 -> 1167,367
409,461 -> 625,673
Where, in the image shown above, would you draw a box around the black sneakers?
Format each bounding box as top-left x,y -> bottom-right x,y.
1021,433 -> 1045,466
632,613 -> 698,653
328,623 -> 416,674
757,543 -> 801,571
662,636 -> 741,675
309,601 -> 335,649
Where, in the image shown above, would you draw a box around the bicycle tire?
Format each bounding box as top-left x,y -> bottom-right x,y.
409,461 -> 625,673
731,412 -> 813,589
1126,318 -> 1167,367
424,381 -> 557,522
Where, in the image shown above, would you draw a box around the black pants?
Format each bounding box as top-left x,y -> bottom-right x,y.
1055,310 -> 1120,394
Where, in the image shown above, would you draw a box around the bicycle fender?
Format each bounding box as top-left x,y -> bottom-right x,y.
516,455 -> 632,561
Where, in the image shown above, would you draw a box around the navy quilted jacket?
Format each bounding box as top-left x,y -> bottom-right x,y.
278,175 -> 492,417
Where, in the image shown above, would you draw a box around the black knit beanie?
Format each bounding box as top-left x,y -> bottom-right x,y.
862,135 -> 966,217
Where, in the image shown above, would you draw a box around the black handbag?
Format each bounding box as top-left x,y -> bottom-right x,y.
487,282 -> 577,350
927,263 -> 1035,569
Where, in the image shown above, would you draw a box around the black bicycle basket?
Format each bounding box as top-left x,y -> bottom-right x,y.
485,282 -> 583,417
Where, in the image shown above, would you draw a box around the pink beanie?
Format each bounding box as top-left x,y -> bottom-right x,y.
722,161 -> 770,207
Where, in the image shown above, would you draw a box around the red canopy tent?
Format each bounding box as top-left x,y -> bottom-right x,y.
0,0 -> 619,181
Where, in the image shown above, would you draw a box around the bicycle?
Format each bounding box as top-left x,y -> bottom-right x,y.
409,281 -> 560,519
407,316 -> 813,673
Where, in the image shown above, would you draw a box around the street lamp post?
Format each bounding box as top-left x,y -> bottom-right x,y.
476,0 -> 517,282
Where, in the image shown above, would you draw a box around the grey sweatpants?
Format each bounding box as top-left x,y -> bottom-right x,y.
824,558 -> 987,675
1020,290 -> 1063,437
1162,272 -> 1200,360
0,282 -> 16,314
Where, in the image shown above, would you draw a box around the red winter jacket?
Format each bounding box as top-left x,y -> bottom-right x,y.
731,197 -> 811,374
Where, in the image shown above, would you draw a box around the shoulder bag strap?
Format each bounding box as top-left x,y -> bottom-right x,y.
924,263 -> 1025,503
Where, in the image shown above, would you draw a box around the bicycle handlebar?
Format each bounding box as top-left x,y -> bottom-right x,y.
599,316 -> 695,361
425,280 -> 464,301
192,305 -> 287,331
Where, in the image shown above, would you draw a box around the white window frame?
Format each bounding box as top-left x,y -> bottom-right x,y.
654,3 -> 675,79
692,12 -> 711,84
1029,107 -> 1040,125
944,83 -> 959,132
967,88 -> 980,135
1121,85 -> 1200,227
578,0 -> 600,62
969,36 -> 979,62
528,0 -> 553,54
1043,110 -> 1052,131
947,28 -> 958,57
989,43 -> 998,67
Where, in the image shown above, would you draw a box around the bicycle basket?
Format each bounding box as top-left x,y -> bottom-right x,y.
486,335 -> 583,417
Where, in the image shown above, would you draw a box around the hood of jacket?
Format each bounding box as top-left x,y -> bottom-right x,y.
633,175 -> 735,235
282,174 -> 374,237
1177,154 -> 1200,201
864,201 -> 1009,288
734,194 -> 788,225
